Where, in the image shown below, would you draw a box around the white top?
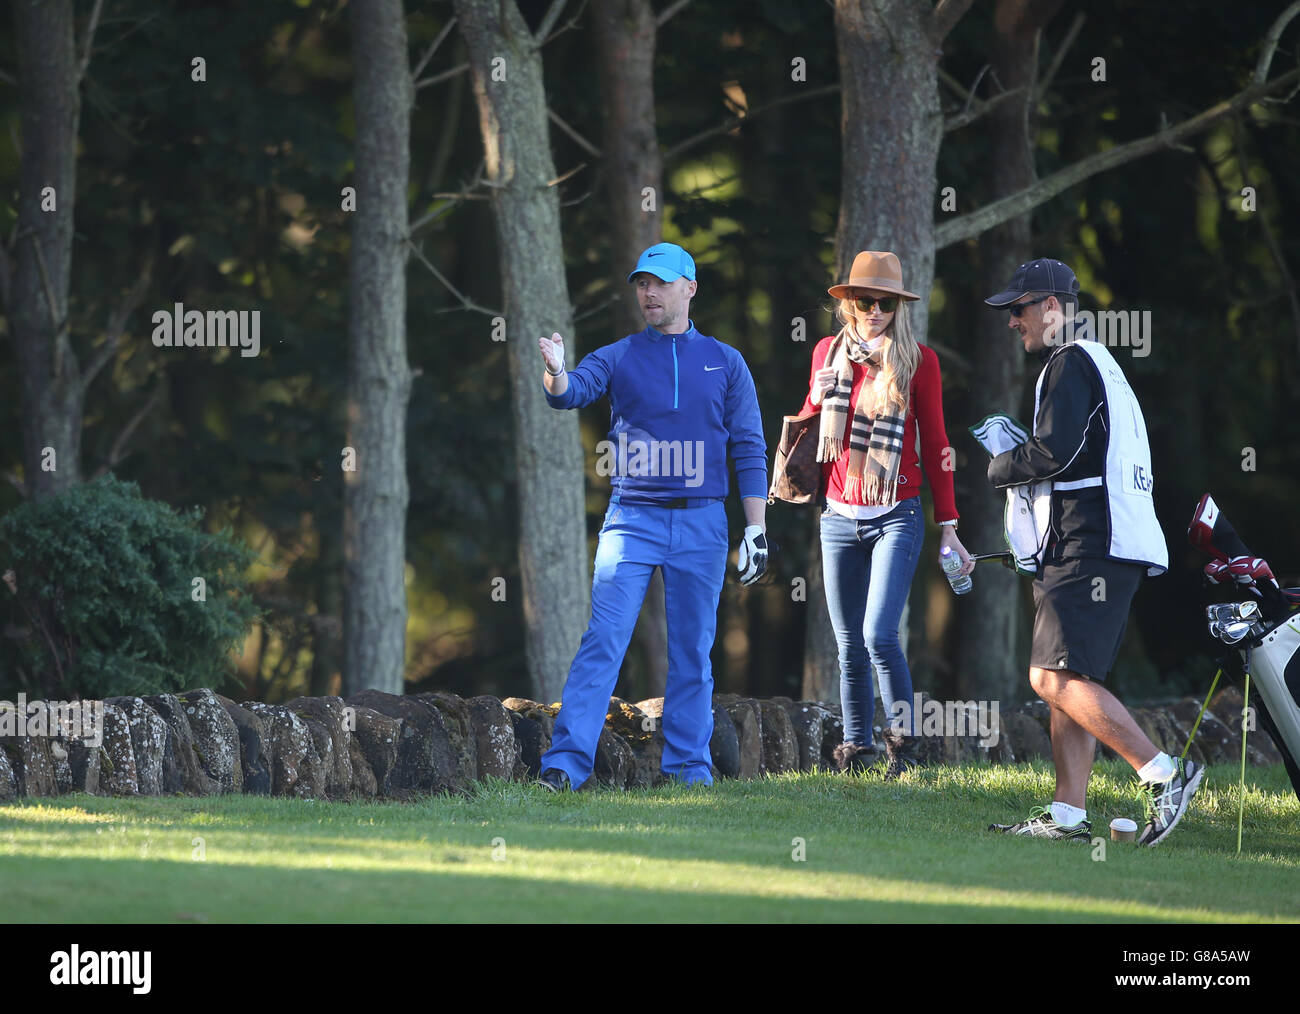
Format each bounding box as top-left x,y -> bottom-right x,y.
825,496 -> 955,524
825,498 -> 894,520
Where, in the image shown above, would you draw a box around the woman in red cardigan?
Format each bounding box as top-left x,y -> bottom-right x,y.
803,251 -> 973,778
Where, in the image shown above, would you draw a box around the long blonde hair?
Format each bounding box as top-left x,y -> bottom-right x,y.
833,296 -> 920,417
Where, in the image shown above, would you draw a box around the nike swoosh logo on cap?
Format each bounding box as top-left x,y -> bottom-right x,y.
647,252 -> 664,257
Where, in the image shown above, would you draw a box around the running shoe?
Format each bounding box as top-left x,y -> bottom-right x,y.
989,805 -> 1092,842
536,768 -> 571,793
1137,758 -> 1204,846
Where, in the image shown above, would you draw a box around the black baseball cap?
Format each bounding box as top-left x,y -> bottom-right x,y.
985,258 -> 1080,307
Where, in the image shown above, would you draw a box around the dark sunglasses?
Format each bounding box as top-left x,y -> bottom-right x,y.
854,295 -> 899,313
1008,294 -> 1051,317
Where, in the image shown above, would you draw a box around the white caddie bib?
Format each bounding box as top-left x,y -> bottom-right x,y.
1032,338 -> 1168,576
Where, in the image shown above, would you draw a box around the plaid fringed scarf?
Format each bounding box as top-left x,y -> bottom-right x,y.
817,332 -> 907,505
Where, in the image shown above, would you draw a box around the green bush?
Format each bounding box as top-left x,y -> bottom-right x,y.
0,474 -> 259,699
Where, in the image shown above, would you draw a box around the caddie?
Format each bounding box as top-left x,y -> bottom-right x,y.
983,258 -> 1202,845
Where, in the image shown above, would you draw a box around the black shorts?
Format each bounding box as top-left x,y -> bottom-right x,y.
1030,556 -> 1145,681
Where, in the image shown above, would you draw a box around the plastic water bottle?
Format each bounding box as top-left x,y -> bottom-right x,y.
941,546 -> 972,595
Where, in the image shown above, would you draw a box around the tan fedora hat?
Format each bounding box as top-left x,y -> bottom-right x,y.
828,250 -> 920,301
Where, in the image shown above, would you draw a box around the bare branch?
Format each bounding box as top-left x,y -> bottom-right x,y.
1038,12 -> 1086,99
946,64 -> 992,116
546,162 -> 587,187
84,253 -> 154,390
532,0 -> 569,45
412,16 -> 457,82
90,12 -> 161,62
0,239 -> 10,309
666,84 -> 841,162
408,239 -> 502,318
939,63 -> 1039,133
1255,1 -> 1300,85
573,292 -> 621,324
1230,116 -> 1300,361
535,0 -> 589,47
926,339 -> 971,374
548,107 -> 602,157
936,65 -> 1300,250
77,0 -> 105,83
931,0 -> 976,42
92,383 -> 164,479
1266,77 -> 1300,104
416,62 -> 470,90
13,594 -> 65,693
410,162 -> 488,237
3,471 -> 27,499
25,230 -> 70,378
943,84 -> 1030,133
656,0 -> 692,28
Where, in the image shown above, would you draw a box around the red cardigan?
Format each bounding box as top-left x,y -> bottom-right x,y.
800,337 -> 959,523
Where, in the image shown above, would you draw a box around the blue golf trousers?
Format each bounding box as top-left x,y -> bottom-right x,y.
819,497 -> 925,745
541,498 -> 729,788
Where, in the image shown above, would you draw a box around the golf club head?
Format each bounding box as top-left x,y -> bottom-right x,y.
1206,603 -> 1239,624
1219,620 -> 1253,645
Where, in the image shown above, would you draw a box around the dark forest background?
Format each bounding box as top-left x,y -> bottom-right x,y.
1,0 -> 1297,707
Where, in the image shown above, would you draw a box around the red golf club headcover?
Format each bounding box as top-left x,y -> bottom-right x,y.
1203,560 -> 1231,585
1188,493 -> 1251,562
1228,555 -> 1277,587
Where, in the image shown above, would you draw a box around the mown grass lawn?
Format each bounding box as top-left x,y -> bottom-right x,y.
2,761 -> 1297,923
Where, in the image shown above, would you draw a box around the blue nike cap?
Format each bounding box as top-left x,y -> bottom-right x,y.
627,242 -> 696,284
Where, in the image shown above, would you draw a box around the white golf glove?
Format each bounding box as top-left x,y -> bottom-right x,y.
538,331 -> 565,376
737,525 -> 769,586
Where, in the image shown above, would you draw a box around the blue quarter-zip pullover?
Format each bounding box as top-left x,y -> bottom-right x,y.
544,320 -> 767,501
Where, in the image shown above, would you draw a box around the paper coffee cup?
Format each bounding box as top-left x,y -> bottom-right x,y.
1110,817 -> 1138,842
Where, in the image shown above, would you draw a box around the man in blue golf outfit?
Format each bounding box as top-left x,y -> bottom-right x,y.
534,242 -> 769,791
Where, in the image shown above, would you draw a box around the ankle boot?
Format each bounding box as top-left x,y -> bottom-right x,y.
832,741 -> 877,774
881,730 -> 923,779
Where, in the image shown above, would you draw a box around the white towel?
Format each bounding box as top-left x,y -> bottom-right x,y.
970,414 -> 1050,575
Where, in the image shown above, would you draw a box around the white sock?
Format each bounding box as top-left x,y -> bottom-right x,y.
1137,752 -> 1177,785
1050,801 -> 1087,827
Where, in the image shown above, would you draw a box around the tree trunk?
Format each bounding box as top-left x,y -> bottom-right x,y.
454,0 -> 590,703
311,520 -> 344,697
592,0 -> 667,699
955,0 -> 1059,704
833,0 -> 944,339
801,532 -> 839,702
343,0 -> 414,696
8,0 -> 83,500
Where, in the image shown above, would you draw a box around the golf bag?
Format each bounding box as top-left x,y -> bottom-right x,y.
1189,493 -> 1300,801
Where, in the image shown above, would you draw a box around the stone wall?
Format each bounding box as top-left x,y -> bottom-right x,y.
0,686 -> 1278,801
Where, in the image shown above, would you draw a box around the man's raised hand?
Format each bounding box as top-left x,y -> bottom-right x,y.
538,332 -> 565,376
